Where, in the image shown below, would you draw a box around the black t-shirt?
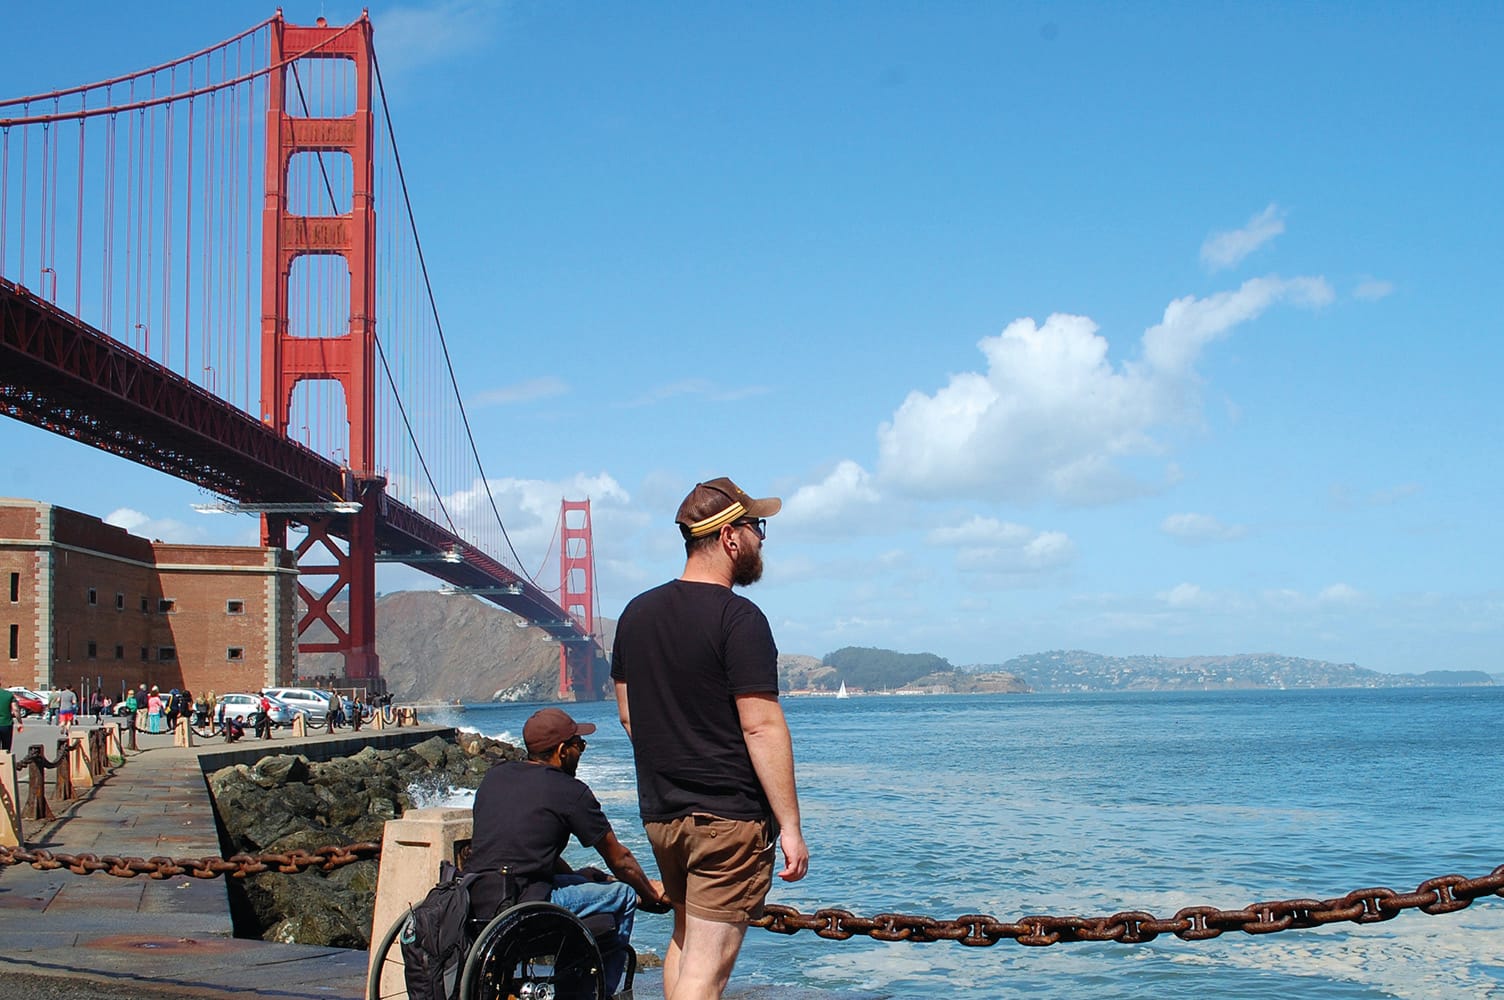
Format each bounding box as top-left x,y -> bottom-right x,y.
468,761 -> 610,882
610,579 -> 779,822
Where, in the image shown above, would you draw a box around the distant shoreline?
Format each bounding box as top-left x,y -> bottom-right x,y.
781,680 -> 1496,697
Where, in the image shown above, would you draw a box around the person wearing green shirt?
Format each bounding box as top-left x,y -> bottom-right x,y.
0,688 -> 21,753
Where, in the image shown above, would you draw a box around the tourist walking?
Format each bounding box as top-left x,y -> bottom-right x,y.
611,476 -> 808,1000
57,685 -> 78,737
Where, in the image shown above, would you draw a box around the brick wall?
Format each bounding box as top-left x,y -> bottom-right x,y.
0,500 -> 44,689
1,500 -> 299,699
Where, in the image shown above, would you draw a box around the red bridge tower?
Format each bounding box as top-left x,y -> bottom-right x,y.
559,499 -> 602,700
258,14 -> 383,685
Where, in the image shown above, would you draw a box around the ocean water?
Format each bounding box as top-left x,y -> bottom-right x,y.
420,688 -> 1504,999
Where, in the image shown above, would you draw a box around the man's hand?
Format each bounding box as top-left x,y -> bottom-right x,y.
777,826 -> 809,882
637,878 -> 672,913
574,866 -> 612,884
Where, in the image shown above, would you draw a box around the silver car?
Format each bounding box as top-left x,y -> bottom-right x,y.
263,687 -> 335,726
216,693 -> 295,728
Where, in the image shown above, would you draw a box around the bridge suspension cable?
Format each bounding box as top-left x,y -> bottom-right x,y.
368,49 -> 532,580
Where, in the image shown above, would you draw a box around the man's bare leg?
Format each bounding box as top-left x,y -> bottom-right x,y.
662,909 -> 685,999
666,913 -> 748,1000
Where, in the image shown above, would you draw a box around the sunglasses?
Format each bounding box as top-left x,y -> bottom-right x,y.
733,518 -> 767,540
565,736 -> 587,751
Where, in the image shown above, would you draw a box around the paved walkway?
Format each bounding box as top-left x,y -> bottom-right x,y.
0,722 -> 418,999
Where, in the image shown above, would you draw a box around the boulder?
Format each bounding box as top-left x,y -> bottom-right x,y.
207,730 -> 519,948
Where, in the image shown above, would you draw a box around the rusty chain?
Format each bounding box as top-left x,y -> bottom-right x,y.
4,837 -> 1501,946
750,863 -> 1504,947
0,842 -> 381,879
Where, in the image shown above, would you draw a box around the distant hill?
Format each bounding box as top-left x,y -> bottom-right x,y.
301,591 -> 575,702
978,650 -> 1495,692
808,646 -> 1027,694
303,594 -> 1488,702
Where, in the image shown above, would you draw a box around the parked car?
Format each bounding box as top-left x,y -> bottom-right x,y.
263,687 -> 335,727
5,687 -> 44,718
215,692 -> 295,728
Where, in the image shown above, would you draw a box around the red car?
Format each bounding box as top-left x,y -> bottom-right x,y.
5,688 -> 44,718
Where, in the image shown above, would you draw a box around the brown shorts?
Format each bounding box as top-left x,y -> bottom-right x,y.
645,813 -> 775,924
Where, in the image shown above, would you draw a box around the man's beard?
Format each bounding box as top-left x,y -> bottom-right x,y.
731,545 -> 763,587
561,754 -> 580,777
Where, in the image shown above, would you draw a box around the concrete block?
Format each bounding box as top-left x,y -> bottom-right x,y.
368,807 -> 473,995
68,736 -> 94,789
0,751 -> 20,847
172,717 -> 193,748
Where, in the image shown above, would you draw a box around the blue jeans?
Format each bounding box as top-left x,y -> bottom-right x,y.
549,874 -> 637,996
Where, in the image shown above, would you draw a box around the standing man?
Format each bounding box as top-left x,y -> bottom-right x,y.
468,708 -> 668,997
612,477 -> 809,1000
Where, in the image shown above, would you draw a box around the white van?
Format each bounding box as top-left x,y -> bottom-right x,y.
263,687 -> 335,726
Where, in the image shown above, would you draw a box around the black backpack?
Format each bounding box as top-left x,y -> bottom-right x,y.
400,861 -> 485,1000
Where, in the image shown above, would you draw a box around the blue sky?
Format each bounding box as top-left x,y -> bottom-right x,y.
3,2 -> 1500,673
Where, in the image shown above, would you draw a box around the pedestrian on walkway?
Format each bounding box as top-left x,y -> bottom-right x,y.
0,687 -> 22,752
147,686 -> 163,734
255,692 -> 273,739
57,685 -> 78,738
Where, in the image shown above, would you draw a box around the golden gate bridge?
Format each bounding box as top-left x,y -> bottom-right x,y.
0,12 -> 607,699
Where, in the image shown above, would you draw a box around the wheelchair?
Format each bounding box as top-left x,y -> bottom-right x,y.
368,899 -> 637,1000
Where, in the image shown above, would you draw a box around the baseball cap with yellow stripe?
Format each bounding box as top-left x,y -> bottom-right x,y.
675,477 -> 782,539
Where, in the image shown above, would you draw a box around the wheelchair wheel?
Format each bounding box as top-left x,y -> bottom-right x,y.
367,910 -> 466,1000
367,913 -> 409,1000
460,902 -> 606,1000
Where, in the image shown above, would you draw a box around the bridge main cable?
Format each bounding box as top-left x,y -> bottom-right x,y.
0,18 -> 360,126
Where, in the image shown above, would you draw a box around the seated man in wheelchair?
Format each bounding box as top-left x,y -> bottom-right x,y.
467,708 -> 669,996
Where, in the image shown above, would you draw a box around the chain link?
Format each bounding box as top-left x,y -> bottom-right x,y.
0,842 -> 381,879
752,864 -> 1504,947
6,840 -> 1502,946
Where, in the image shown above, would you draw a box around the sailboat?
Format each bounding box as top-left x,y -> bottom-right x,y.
836,681 -> 849,699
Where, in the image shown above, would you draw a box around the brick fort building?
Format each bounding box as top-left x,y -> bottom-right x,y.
1,498 -> 297,699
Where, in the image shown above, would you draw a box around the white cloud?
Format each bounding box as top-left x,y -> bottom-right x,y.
104,508 -> 207,543
1318,583 -> 1363,607
1162,582 -> 1208,608
875,275 -> 1331,506
1200,204 -> 1286,271
782,461 -> 881,527
927,515 -> 1032,547
928,516 -> 1076,576
1142,275 -> 1333,375
372,1 -> 501,75
474,376 -> 568,406
433,472 -> 632,565
1353,276 -> 1395,301
1160,512 -> 1248,543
